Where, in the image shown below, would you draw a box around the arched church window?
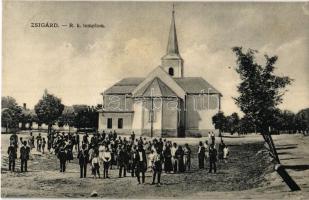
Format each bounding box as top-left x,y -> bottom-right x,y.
168,67 -> 174,76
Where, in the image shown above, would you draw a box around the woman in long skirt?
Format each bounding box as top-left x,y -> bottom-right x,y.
175,146 -> 185,173
163,145 -> 173,173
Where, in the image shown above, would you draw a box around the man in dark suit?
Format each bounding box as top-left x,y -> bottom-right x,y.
75,132 -> 80,152
20,141 -> 30,172
7,142 -> 17,172
209,143 -> 217,173
57,146 -> 67,172
130,145 -> 137,177
77,144 -> 89,178
118,145 -> 129,178
198,141 -> 206,169
135,144 -> 147,184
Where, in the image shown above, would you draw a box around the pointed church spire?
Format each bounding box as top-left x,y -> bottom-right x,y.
166,4 -> 180,55
161,4 -> 184,78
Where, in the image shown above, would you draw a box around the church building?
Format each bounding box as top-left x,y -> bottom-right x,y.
98,8 -> 222,137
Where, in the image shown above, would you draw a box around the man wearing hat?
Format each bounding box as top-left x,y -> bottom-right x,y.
20,141 -> 30,172
58,146 -> 67,172
7,142 -> 17,172
77,144 -> 89,178
135,144 -> 147,184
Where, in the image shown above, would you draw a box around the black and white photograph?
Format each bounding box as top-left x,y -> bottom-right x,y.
1,0 -> 309,198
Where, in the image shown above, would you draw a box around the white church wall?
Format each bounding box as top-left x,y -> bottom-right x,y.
98,112 -> 106,131
142,99 -> 162,137
186,94 -> 220,136
161,98 -> 178,137
132,100 -> 143,136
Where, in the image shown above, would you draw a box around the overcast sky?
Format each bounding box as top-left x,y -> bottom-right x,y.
3,1 -> 309,115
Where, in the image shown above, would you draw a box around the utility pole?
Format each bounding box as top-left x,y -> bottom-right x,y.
150,97 -> 154,138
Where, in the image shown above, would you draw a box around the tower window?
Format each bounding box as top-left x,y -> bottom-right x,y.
168,67 -> 174,76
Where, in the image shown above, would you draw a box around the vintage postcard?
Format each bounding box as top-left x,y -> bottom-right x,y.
1,0 -> 309,199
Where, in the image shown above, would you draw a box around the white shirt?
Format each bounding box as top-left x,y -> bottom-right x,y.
92,157 -> 99,165
102,151 -> 111,162
171,146 -> 177,157
204,144 -> 209,151
139,152 -> 143,161
223,147 -> 229,159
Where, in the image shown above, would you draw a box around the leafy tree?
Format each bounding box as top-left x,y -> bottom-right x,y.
232,47 -> 293,156
1,96 -> 22,131
2,109 -> 12,132
232,47 -> 301,191
280,110 -> 295,133
232,47 -> 292,133
238,115 -> 255,134
58,106 -> 75,132
72,105 -> 98,131
20,108 -> 37,130
212,111 -> 226,136
34,90 -> 64,135
226,112 -> 240,135
295,108 -> 309,133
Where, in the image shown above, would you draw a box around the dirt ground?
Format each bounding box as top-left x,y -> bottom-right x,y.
1,132 -> 309,199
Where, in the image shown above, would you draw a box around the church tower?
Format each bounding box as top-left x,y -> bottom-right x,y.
161,6 -> 184,78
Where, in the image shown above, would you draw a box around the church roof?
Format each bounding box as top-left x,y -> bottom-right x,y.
103,78 -> 144,94
103,77 -> 221,96
135,77 -> 178,97
174,77 -> 221,95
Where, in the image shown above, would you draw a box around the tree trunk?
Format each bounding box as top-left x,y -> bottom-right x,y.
262,128 -> 301,191
275,164 -> 301,191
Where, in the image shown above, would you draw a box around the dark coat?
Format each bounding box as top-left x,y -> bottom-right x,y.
135,150 -> 147,163
134,149 -> 147,172
163,148 -> 173,172
209,147 -> 217,162
175,148 -> 185,172
20,146 -> 30,160
118,149 -> 129,165
58,149 -> 67,162
198,146 -> 206,159
77,149 -> 89,165
8,146 -> 17,160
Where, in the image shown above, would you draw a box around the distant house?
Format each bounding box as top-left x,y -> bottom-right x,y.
98,9 -> 222,137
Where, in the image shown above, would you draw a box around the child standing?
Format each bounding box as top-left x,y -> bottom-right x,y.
92,153 -> 100,179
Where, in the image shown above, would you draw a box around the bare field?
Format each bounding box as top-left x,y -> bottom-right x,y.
1,132 -> 308,199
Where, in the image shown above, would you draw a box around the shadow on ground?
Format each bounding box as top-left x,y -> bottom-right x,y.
284,165 -> 309,171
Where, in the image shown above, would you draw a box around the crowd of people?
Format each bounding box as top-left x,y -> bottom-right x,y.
7,130 -> 229,186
